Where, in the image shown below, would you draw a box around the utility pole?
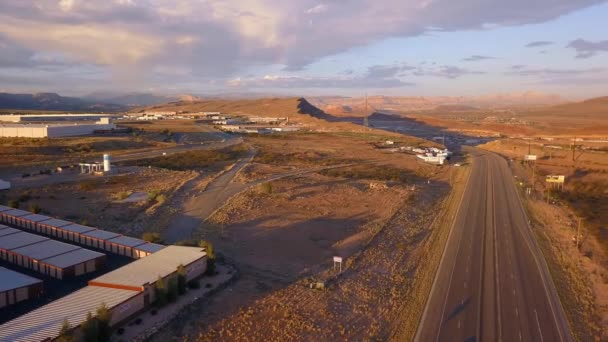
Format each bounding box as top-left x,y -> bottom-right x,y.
576,217 -> 582,250
363,93 -> 369,128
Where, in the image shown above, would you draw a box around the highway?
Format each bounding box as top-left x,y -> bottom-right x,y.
416,149 -> 572,342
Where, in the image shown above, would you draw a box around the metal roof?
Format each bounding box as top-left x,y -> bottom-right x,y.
42,248 -> 104,268
0,285 -> 139,342
81,229 -> 120,240
0,227 -> 21,237
0,205 -> 12,213
36,218 -> 72,228
20,214 -> 51,223
0,232 -> 48,250
60,223 -> 96,234
11,239 -> 80,261
0,267 -> 42,293
107,235 -> 146,248
91,246 -> 205,288
1,209 -> 32,217
134,243 -> 166,253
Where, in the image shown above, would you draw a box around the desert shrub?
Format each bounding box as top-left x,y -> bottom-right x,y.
167,278 -> 178,302
79,181 -> 97,191
96,302 -> 112,342
155,194 -> 167,204
7,200 -> 19,208
116,327 -> 125,335
205,283 -> 212,288
124,146 -> 246,171
18,193 -> 31,202
319,164 -> 410,183
142,232 -> 163,244
28,203 -> 41,214
21,173 -> 30,178
177,265 -> 187,295
154,276 -> 167,307
134,318 -> 142,325
260,182 -> 273,194
147,190 -> 161,201
150,309 -> 158,316
116,191 -> 130,201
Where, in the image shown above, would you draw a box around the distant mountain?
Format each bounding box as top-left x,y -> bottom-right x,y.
0,92 -> 126,112
83,92 -> 182,107
528,96 -> 608,118
309,92 -> 568,116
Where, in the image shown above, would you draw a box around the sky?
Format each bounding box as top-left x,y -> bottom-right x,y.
0,0 -> 607,99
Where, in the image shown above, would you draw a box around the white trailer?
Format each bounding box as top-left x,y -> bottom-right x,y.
0,179 -> 11,190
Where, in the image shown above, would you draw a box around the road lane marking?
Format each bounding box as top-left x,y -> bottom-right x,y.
535,309 -> 545,342
415,159 -> 473,342
516,308 -> 519,317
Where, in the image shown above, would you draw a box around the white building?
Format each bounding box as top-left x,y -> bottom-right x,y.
0,121 -> 116,138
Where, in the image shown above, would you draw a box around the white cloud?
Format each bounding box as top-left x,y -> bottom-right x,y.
305,4 -> 328,14
0,0 -> 604,92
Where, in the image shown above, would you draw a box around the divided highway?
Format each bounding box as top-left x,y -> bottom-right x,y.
416,149 -> 572,342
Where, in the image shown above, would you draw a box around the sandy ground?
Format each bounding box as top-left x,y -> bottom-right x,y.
0,168 -> 196,237
149,131 -> 457,341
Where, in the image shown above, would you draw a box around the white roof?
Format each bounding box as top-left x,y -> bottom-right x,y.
0,286 -> 139,342
0,267 -> 42,293
91,246 -> 205,288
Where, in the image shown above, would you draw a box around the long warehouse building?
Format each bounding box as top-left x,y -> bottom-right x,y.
0,267 -> 43,309
0,206 -> 164,259
0,246 -> 207,341
0,225 -> 105,279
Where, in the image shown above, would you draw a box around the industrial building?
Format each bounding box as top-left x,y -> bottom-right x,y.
0,120 -> 117,138
0,205 -> 164,259
0,114 -> 114,123
0,246 -> 207,341
0,267 -> 43,309
0,225 -> 105,279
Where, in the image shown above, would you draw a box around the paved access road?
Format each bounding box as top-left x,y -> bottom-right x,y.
416,148 -> 572,342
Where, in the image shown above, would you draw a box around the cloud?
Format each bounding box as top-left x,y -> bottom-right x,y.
413,65 -> 485,78
566,38 -> 608,58
305,4 -> 328,14
228,64 -> 414,89
462,55 -> 496,62
0,0 -> 604,92
525,41 -> 553,48
506,66 -> 604,77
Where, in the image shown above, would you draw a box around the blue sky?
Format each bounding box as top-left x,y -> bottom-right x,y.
0,0 -> 607,99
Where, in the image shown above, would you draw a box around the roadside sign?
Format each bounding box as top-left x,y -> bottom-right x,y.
524,155 -> 537,161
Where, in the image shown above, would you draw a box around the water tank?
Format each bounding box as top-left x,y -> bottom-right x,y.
103,154 -> 111,172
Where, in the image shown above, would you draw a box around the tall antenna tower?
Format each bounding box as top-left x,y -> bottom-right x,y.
363,93 -> 369,128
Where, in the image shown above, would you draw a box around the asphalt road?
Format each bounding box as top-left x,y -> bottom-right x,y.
416,148 -> 572,342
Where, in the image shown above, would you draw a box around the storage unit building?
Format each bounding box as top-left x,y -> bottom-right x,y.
0,227 -> 105,279
0,267 -> 43,309
0,205 -> 166,259
0,208 -> 33,226
0,285 -> 142,341
90,246 -> 207,304
0,246 -> 207,341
